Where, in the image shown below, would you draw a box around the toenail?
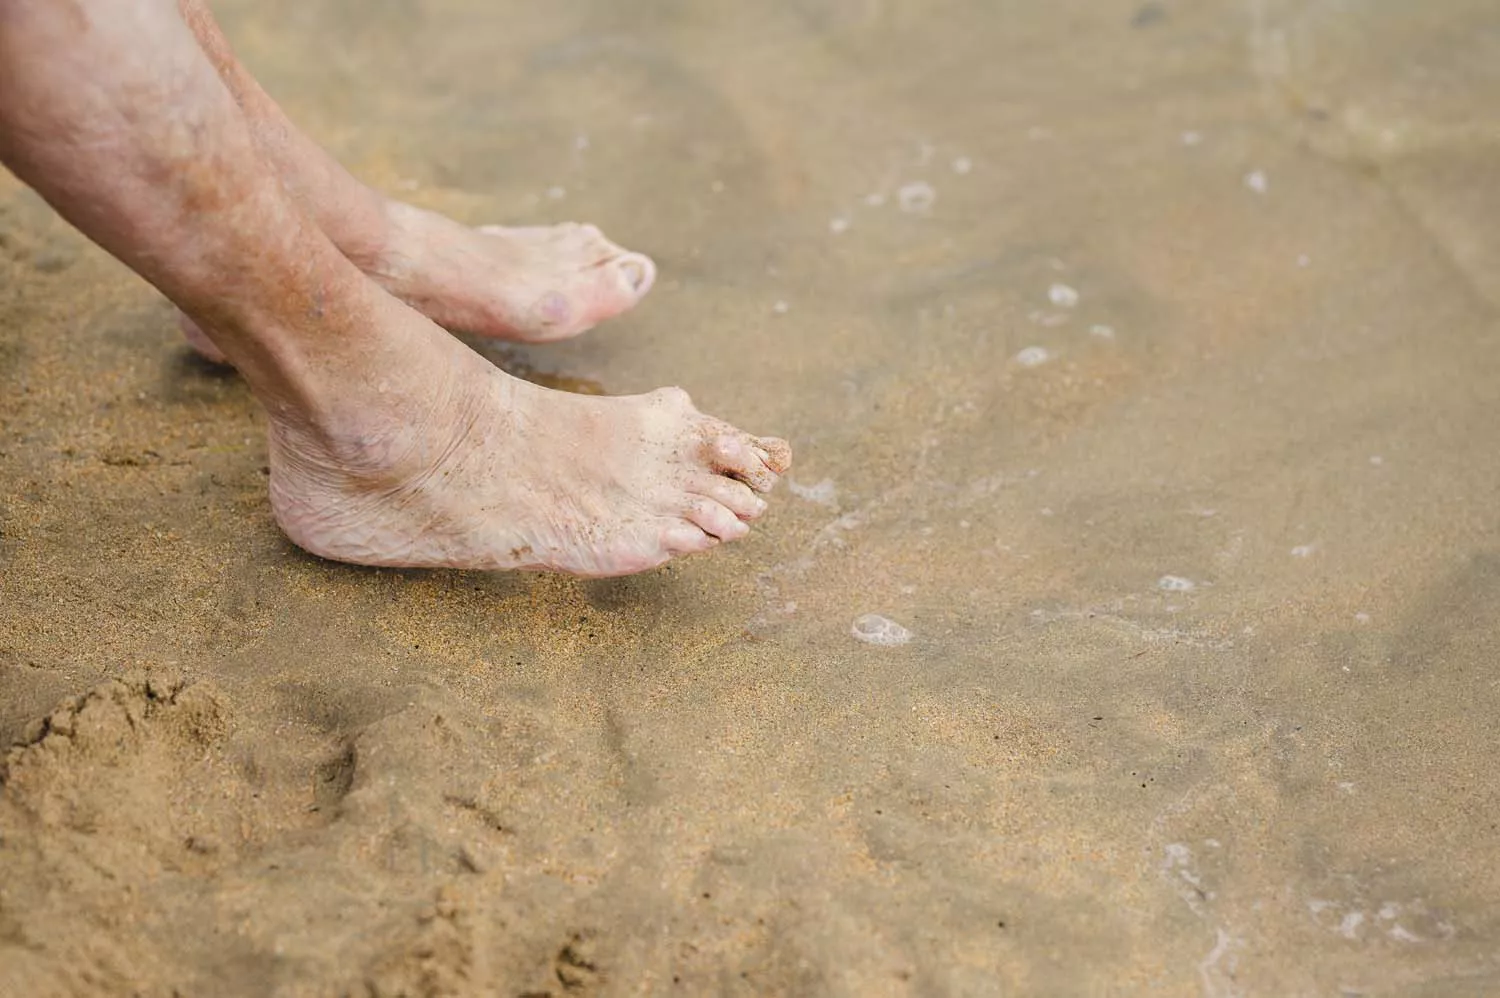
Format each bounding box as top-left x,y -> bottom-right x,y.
618,255 -> 655,295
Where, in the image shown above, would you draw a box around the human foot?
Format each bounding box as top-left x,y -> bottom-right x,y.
265,317 -> 790,577
180,203 -> 657,364
371,201 -> 657,343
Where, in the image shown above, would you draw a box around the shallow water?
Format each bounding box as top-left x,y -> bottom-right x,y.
3,0 -> 1500,994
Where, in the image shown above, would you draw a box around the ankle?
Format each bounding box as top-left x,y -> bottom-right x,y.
269,314 -> 501,481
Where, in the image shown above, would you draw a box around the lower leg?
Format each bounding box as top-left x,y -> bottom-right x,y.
174,0 -> 392,269
0,0 -> 363,411
0,0 -> 786,576
176,0 -> 656,347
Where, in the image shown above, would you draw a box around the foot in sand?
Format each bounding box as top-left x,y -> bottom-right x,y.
269,306 -> 789,577
182,207 -> 657,363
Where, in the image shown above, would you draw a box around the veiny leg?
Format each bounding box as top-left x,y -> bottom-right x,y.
0,0 -> 788,576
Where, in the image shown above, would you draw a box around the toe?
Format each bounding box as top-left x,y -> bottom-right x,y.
464,221 -> 654,341
705,432 -> 779,493
684,496 -> 752,541
662,522 -> 718,555
690,474 -> 768,521
754,436 -> 793,474
569,250 -> 655,331
614,252 -> 656,297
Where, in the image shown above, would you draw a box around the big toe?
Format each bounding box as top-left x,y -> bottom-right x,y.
706,431 -> 785,493
536,250 -> 657,337
613,252 -> 656,298
558,251 -> 655,335
755,436 -> 793,474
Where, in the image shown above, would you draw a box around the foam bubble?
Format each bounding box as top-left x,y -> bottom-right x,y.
787,477 -> 838,506
897,181 -> 936,213
1048,283 -> 1080,308
851,614 -> 913,647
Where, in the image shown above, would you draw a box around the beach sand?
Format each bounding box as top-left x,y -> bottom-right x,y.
3,0 -> 1499,994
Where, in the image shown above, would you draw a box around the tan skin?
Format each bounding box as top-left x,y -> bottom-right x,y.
0,0 -> 790,577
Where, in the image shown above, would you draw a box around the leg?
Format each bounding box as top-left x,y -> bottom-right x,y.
175,0 -> 656,354
0,0 -> 788,577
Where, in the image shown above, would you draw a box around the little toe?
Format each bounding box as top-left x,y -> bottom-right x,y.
690,474 -> 768,521
662,522 -> 719,555
685,496 -> 752,541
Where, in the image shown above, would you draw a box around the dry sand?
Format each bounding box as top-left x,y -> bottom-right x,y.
4,0 -> 1500,994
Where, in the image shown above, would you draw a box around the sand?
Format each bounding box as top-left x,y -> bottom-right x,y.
3,0 -> 1500,994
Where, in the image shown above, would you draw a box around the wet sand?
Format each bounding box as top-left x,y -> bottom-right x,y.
3,1 -> 1500,994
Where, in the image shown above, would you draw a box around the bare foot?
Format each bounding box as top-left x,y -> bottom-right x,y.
180,201 -> 657,364
375,202 -> 657,343
266,312 -> 790,577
